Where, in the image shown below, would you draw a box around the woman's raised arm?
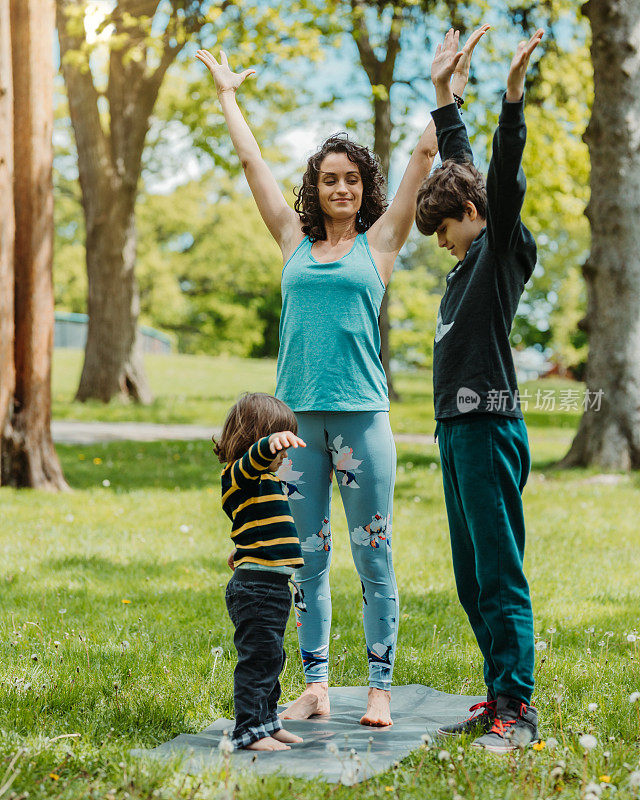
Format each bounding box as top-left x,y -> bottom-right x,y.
366,25 -> 490,285
196,50 -> 302,258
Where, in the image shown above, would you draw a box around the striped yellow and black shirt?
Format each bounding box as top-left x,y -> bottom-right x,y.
221,436 -> 304,570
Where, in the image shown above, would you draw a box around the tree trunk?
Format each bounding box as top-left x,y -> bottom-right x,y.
559,0 -> 640,470
56,0 -> 160,405
2,0 -> 67,490
0,0 -> 15,460
75,194 -> 151,402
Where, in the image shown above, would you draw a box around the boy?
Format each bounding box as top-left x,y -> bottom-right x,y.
415,28 -> 544,752
214,392 -> 306,751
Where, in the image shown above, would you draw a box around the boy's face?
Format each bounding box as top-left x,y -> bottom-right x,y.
436,202 -> 485,262
270,449 -> 287,471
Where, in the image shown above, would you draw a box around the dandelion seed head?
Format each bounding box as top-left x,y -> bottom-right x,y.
211,646 -> 223,658
421,733 -> 432,746
326,742 -> 339,755
579,733 -> 598,751
535,641 -> 547,651
546,737 -> 559,749
629,771 -> 640,788
629,692 -> 640,704
102,479 -> 111,487
547,627 -> 557,634
588,702 -> 598,712
627,634 -> 637,642
179,524 -> 191,534
438,749 -> 451,762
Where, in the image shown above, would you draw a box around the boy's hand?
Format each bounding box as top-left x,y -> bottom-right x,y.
227,549 -> 236,571
268,431 -> 306,453
451,24 -> 491,98
506,29 -> 544,102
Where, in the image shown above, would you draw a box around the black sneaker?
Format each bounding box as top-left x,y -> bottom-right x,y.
438,697 -> 497,737
472,695 -> 538,753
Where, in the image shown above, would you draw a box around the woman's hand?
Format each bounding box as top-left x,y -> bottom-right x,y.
268,431 -> 306,453
195,49 -> 256,96
451,24 -> 491,97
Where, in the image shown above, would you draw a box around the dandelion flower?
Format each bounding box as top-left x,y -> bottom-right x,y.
588,702 -> 598,712
122,599 -> 131,605
532,741 -> 545,751
599,776 -> 611,783
579,733 -> 598,751
93,457 -> 102,465
49,773 -> 60,780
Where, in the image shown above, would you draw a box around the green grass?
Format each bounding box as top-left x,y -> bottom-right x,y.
0,351 -> 633,797
52,349 -> 584,436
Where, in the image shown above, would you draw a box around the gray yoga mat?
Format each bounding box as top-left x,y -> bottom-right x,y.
132,685 -> 484,783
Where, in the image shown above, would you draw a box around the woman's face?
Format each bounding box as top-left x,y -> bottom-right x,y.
316,152 -> 363,222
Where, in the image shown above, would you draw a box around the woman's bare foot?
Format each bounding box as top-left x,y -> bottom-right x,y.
245,736 -> 290,751
360,687 -> 392,727
280,682 -> 330,720
272,728 -> 303,744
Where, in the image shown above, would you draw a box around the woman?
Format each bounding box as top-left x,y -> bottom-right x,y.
197,25 -> 488,727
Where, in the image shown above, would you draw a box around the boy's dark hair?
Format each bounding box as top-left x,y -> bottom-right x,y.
213,393 -> 298,464
415,159 -> 487,236
294,133 -> 388,242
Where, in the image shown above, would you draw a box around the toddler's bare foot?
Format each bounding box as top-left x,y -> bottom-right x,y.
280,682 -> 330,720
360,687 -> 393,727
272,728 -> 303,744
245,736 -> 290,751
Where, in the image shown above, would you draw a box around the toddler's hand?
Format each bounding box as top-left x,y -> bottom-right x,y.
227,549 -> 236,571
269,431 -> 306,453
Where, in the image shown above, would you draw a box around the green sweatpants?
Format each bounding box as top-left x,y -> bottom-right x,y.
436,414 -> 535,704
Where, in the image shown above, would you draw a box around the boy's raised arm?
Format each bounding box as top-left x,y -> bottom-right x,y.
486,30 -> 544,252
430,28 -> 475,164
229,437 -> 275,487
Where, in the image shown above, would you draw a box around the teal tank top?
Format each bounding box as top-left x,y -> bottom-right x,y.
275,232 -> 389,412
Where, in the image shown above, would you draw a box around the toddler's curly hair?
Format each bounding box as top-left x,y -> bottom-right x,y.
213,393 -> 298,464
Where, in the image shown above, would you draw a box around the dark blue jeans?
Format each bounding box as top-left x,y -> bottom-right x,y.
225,569 -> 292,748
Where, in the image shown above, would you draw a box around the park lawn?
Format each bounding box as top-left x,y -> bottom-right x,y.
1,431 -> 640,798
51,350 -> 585,435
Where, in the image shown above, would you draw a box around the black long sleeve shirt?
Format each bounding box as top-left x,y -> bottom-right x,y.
431,95 -> 537,420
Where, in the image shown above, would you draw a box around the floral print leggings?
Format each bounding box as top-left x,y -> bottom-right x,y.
276,411 -> 398,690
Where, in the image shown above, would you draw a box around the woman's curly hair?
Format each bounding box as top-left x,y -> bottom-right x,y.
294,133 -> 388,242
